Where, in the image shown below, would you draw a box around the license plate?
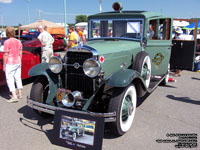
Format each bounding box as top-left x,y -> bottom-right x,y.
57,88 -> 67,102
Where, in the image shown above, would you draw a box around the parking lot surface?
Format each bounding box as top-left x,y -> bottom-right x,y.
0,71 -> 199,150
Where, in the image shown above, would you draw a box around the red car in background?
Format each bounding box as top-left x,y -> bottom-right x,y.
23,34 -> 64,52
0,50 -> 40,86
0,34 -> 63,86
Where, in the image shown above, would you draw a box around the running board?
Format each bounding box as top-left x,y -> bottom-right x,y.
147,75 -> 166,93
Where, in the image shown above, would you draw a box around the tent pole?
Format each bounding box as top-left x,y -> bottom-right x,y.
64,0 -> 68,35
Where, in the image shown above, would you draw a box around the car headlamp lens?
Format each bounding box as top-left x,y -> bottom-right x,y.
83,58 -> 101,78
49,56 -> 63,73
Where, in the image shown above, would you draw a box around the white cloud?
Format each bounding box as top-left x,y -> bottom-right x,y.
0,0 -> 12,3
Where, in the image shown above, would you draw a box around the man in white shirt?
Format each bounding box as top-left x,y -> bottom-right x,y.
83,28 -> 88,41
38,25 -> 54,63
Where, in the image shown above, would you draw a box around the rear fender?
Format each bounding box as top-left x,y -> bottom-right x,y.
29,63 -> 58,104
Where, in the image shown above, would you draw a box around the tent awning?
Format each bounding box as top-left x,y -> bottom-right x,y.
19,19 -> 65,35
183,21 -> 200,30
75,22 -> 88,27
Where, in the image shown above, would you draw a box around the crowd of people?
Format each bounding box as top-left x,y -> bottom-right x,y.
64,26 -> 87,51
37,25 -> 87,63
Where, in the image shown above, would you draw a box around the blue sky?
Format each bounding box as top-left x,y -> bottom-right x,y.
0,0 -> 200,26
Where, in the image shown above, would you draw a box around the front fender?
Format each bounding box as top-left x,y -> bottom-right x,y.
29,63 -> 58,105
29,63 -> 49,77
107,69 -> 142,87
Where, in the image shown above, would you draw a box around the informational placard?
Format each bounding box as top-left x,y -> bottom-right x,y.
53,110 -> 104,150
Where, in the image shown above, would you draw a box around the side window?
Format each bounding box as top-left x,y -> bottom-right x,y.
159,19 -> 171,40
148,19 -> 171,40
147,20 -> 156,40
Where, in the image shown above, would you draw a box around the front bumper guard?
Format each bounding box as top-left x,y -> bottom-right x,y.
27,97 -> 116,122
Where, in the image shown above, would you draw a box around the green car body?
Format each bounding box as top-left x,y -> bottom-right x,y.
61,124 -> 84,141
28,2 -> 173,136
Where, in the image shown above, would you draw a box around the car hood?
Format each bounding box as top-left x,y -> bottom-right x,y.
84,39 -> 141,78
23,39 -> 40,47
85,39 -> 140,55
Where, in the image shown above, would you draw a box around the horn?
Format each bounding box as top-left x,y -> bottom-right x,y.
62,91 -> 82,107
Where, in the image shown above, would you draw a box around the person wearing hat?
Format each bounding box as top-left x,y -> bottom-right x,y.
174,27 -> 185,40
37,25 -> 54,63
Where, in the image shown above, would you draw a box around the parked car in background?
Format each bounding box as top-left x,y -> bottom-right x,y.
0,35 -> 34,45
21,31 -> 40,40
23,34 -> 64,53
84,123 -> 95,135
0,32 -> 59,86
0,50 -> 40,86
27,2 -> 172,136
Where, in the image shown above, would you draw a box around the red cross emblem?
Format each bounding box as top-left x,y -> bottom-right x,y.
99,56 -> 104,63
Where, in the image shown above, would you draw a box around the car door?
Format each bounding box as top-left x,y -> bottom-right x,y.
145,18 -> 172,76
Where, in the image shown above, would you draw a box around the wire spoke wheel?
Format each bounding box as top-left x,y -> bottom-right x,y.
122,95 -> 133,123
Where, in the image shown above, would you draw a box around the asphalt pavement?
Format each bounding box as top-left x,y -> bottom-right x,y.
0,71 -> 199,150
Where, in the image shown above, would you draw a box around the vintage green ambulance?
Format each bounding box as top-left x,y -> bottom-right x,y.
61,121 -> 84,141
27,2 -> 173,136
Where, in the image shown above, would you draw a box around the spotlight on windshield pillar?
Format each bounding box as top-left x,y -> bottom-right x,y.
112,2 -> 123,12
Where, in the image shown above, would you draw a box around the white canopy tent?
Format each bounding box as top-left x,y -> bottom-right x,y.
18,19 -> 65,38
75,22 -> 88,28
173,20 -> 189,27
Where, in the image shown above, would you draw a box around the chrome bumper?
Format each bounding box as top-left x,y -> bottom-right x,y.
27,97 -> 116,122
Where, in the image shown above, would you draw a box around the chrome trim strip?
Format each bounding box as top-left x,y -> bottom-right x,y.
63,63 -> 83,68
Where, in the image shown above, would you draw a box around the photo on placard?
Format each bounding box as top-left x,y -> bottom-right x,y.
53,110 -> 104,150
59,115 -> 95,145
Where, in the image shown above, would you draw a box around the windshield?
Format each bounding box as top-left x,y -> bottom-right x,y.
89,19 -> 143,40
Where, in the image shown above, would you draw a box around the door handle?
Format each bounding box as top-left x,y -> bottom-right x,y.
181,42 -> 183,48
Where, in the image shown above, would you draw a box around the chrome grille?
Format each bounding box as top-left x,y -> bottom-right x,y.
66,51 -> 94,93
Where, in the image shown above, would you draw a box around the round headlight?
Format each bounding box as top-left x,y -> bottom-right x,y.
49,56 -> 63,73
83,58 -> 101,78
